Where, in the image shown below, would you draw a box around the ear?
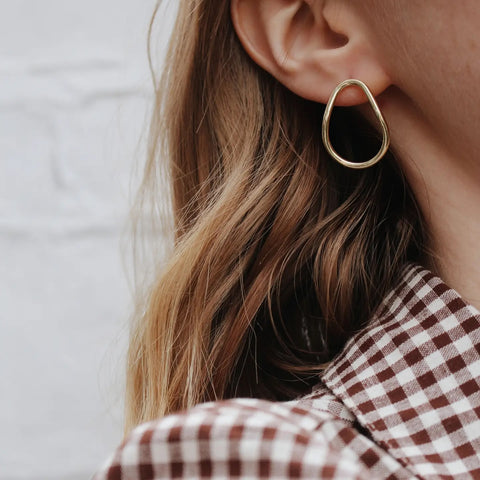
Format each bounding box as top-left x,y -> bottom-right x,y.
231,0 -> 391,106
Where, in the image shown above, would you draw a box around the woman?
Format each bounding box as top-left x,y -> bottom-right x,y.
94,0 -> 480,478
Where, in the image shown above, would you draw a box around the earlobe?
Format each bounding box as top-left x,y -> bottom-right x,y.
231,0 -> 391,106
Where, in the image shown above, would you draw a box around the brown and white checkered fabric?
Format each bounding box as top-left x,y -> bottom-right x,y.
94,264 -> 480,479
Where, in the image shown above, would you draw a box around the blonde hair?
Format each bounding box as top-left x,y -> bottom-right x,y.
125,0 -> 425,434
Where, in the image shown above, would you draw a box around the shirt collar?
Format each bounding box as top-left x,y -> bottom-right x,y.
321,263 -> 480,476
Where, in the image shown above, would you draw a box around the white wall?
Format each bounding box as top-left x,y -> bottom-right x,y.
0,2 -> 175,478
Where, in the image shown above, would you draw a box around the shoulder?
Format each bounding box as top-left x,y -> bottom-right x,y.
93,396 -> 375,480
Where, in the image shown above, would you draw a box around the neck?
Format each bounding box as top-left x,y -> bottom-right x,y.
416,157 -> 480,311
378,87 -> 480,311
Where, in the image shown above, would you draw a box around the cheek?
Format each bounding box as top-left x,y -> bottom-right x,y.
366,2 -> 480,148
363,1 -> 480,90
403,9 -> 480,148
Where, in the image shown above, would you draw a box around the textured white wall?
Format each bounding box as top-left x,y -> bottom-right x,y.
0,2 -> 175,479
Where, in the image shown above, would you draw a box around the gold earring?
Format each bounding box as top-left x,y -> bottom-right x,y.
322,79 -> 390,169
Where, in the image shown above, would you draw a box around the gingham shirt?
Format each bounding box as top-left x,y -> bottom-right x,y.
94,264 -> 480,479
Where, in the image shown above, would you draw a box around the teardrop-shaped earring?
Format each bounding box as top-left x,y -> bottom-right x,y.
322,79 -> 390,169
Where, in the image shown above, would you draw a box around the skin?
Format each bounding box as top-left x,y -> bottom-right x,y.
231,0 -> 480,310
